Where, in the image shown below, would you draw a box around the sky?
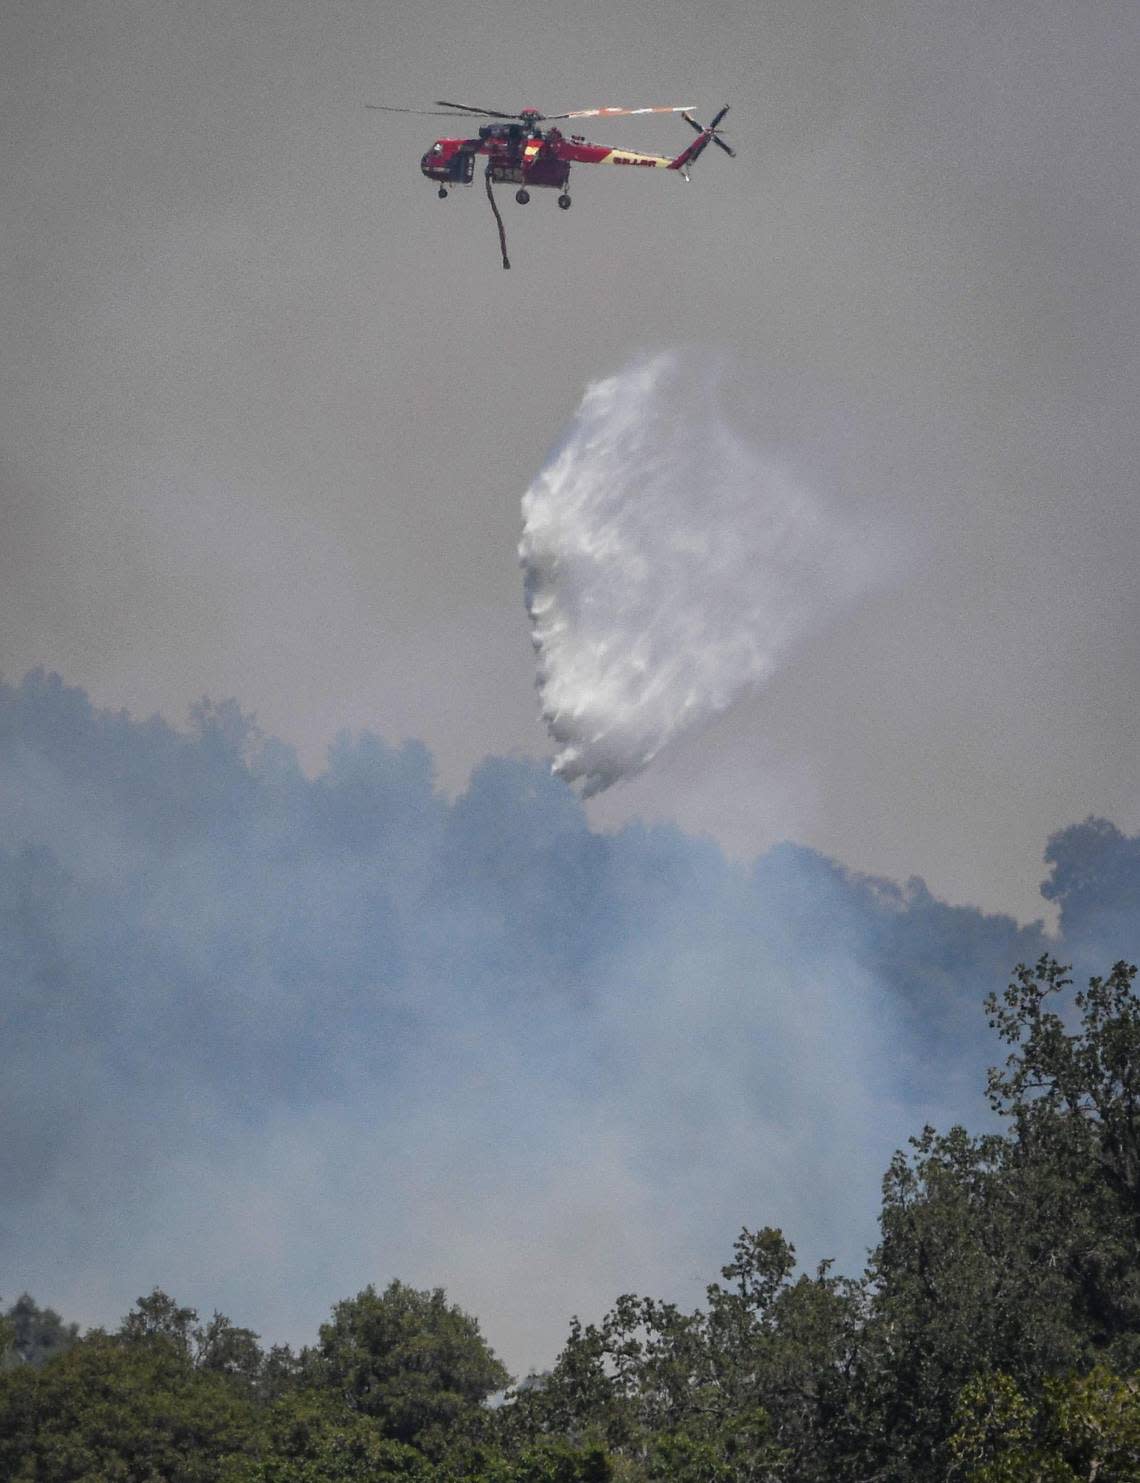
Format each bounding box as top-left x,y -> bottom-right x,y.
2,0 -> 1139,1372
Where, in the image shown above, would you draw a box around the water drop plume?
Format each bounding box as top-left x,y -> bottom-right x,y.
520,351 -> 875,794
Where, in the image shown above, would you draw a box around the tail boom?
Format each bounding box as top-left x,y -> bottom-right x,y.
560,139 -> 675,168
557,106 -> 733,173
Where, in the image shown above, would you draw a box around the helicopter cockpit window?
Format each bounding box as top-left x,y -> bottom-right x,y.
432,143 -> 443,154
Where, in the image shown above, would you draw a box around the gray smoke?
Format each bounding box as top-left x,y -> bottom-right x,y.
6,674 -> 1134,1373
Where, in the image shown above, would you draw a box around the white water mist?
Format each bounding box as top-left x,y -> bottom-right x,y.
520,351 -> 877,794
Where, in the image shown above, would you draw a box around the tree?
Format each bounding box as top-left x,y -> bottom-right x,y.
219,1387 -> 430,1482
855,958 -> 1140,1478
3,1295 -> 79,1368
257,1341 -> 306,1403
310,1281 -> 511,1454
506,1229 -> 856,1482
949,1365 -> 1140,1482
119,1286 -> 200,1359
700,1229 -> 864,1481
0,1330 -> 256,1481
119,1289 -> 270,1394
862,1122 -> 1086,1478
197,1312 -> 266,1391
986,956 -> 1140,1366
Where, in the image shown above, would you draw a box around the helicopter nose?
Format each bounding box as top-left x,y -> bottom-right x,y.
421,145 -> 448,178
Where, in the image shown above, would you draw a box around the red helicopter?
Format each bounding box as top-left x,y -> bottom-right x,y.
366,100 -> 734,268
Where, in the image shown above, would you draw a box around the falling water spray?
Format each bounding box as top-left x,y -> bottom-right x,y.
520,351 -> 877,793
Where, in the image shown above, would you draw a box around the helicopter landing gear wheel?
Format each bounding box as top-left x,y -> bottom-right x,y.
557,193 -> 571,210
515,187 -> 530,204
437,186 -> 448,199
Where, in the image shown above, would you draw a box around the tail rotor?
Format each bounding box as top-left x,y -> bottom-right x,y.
681,105 -> 736,159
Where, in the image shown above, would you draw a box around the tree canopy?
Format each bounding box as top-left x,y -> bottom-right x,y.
310,1281 -> 511,1452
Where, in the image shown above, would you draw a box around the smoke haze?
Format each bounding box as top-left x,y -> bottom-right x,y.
520,353 -> 881,793
3,671 -> 1137,1372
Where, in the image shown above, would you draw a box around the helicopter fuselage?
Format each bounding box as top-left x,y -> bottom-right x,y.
420,119 -> 679,193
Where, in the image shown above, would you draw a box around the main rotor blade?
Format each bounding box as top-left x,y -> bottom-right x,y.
713,134 -> 736,157
434,100 -> 519,118
365,104 -> 503,118
546,104 -> 696,121
681,111 -> 704,134
709,104 -> 730,130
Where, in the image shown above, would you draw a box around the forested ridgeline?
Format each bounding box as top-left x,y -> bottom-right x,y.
4,956 -> 1140,1482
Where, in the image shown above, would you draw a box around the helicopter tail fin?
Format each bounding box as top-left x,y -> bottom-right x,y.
668,106 -> 735,175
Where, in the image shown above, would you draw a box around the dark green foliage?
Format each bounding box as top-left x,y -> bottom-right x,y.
221,1388 -> 432,1481
506,1229 -> 859,1482
197,1312 -> 268,1390
119,1287 -> 201,1358
118,1290 -> 271,1395
257,1342 -> 307,1404
986,957 -> 1140,1365
503,1438 -> 614,1482
861,1122 -> 1086,1477
0,1330 -> 256,1481
308,1281 -> 511,1453
853,956 -> 1140,1478
949,1366 -> 1140,1481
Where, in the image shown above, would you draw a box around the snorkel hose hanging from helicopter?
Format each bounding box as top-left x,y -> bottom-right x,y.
484,166 -> 510,269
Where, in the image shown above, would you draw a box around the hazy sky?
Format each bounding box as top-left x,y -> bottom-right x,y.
4,0 -> 1138,921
